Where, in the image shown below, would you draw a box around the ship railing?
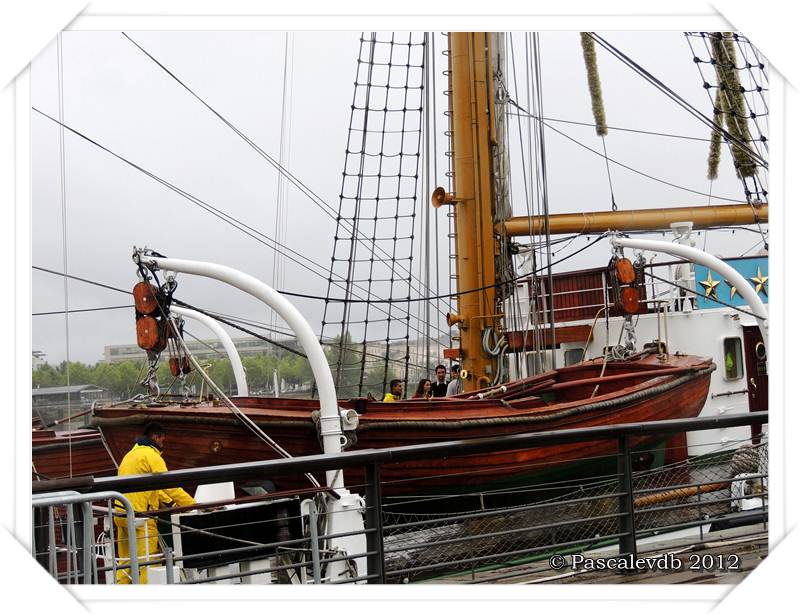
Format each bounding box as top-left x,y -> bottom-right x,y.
518,258 -> 718,327
32,411 -> 767,584
31,490 -> 140,584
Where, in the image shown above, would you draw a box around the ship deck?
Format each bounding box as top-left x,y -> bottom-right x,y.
430,522 -> 767,585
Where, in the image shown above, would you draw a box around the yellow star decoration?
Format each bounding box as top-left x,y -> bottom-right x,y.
750,267 -> 768,296
699,270 -> 720,300
725,280 -> 741,300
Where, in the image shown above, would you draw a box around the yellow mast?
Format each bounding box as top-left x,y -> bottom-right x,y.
441,33 -> 768,393
499,203 -> 768,236
446,32 -> 499,391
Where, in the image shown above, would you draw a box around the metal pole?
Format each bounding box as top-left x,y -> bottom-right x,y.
48,506 -> 57,577
32,491 -> 140,584
66,503 -> 76,583
364,463 -> 385,583
81,502 -> 94,583
33,506 -> 49,569
308,500 -> 322,583
107,501 -> 117,583
165,547 -> 175,584
125,511 -> 140,585
171,305 -> 249,396
611,235 -> 768,352
500,202 -> 768,235
140,253 -> 346,489
617,436 -> 637,562
448,32 -> 498,391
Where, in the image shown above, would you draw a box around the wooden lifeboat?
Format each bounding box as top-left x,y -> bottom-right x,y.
89,351 -> 714,495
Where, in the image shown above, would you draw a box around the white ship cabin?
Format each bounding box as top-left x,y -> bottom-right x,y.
504,254 -> 768,457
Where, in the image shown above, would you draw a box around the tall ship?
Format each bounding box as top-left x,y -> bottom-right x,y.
63,32 -> 767,496
30,29 -> 770,587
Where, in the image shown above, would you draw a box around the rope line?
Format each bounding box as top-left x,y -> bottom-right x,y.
589,32 -> 767,169
30,108 -> 445,344
122,32 -> 447,324
684,31 -> 769,251
56,32 -> 74,477
506,100 -> 745,203
320,32 -> 427,396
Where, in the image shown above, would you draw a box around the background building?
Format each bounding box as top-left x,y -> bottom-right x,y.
32,384 -> 107,429
102,335 -> 299,364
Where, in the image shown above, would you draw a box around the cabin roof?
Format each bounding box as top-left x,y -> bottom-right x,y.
32,384 -> 105,396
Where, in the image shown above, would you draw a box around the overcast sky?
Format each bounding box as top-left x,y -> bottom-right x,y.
30,30 -> 767,365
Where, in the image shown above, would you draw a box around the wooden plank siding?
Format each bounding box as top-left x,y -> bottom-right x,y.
506,325 -> 593,351
528,267 -> 649,325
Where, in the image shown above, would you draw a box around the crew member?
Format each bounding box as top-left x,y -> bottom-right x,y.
382,379 -> 404,402
114,422 -> 196,584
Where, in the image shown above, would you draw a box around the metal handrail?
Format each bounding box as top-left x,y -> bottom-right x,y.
32,490 -> 140,584
31,412 -> 768,585
33,411 -> 767,496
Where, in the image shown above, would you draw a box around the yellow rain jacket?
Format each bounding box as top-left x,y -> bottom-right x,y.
117,442 -> 196,511
113,440 -> 195,584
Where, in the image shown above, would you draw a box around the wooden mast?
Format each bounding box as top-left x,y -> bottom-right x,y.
440,32 -> 768,395
499,202 -> 768,236
447,32 -> 499,392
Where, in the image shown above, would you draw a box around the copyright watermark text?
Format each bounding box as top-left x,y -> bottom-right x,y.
548,552 -> 740,572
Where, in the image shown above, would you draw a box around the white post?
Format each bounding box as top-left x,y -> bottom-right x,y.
138,254 -> 347,490
171,305 -> 249,397
611,236 -> 768,352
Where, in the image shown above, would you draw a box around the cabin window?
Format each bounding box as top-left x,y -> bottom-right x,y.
723,337 -> 743,380
564,348 -> 584,367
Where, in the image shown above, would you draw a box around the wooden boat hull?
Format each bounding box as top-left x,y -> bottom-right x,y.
32,428 -> 118,481
90,353 -> 713,495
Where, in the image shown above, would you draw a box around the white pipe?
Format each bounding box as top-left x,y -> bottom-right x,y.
611,236 -> 768,352
170,306 -> 249,397
141,255 -> 345,490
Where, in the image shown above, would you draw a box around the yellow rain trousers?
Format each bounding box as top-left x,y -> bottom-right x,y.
113,443 -> 195,584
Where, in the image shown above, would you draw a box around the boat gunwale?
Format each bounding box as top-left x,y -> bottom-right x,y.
90,357 -> 714,427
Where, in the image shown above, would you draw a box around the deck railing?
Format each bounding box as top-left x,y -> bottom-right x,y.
32,411 -> 768,584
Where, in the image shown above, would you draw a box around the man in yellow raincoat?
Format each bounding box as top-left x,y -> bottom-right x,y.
382,379 -> 403,402
114,422 -> 196,584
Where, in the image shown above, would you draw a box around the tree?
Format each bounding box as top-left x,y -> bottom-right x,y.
32,363 -> 63,388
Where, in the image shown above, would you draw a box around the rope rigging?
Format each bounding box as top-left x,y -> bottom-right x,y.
35,31 -> 773,422
271,32 -> 294,332
505,100 -> 747,203
506,114 -> 719,142
684,31 -> 769,251
579,32 -> 618,212
30,108 -> 445,344
133,258 -> 321,487
122,32 -> 449,326
588,32 -> 767,169
506,33 -> 543,369
43,225 -> 750,315
320,32 -> 427,397
56,31 -> 74,477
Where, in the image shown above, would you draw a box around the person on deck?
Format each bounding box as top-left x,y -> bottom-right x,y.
446,364 -> 463,397
431,364 -> 448,397
412,378 -> 433,399
382,379 -> 404,402
113,422 -> 196,584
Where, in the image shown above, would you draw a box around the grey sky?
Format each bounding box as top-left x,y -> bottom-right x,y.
31,30 -> 766,365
